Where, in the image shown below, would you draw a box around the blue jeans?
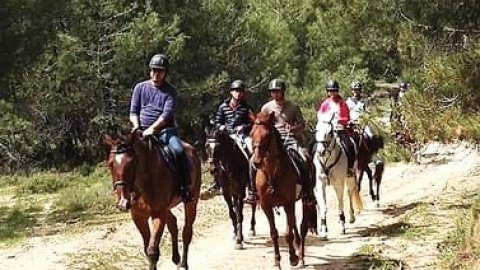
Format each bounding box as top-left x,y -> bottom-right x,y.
157,127 -> 185,158
156,127 -> 190,187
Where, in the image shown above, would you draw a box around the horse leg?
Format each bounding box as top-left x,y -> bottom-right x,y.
332,179 -> 346,234
357,169 -> 364,192
262,205 -> 281,268
223,191 -> 237,238
373,161 -> 384,205
179,200 -> 198,270
314,172 -> 328,240
147,214 -> 167,270
131,210 -> 151,264
365,166 -> 375,201
166,210 -> 180,265
249,202 -> 257,237
234,196 -> 244,250
284,203 -> 299,266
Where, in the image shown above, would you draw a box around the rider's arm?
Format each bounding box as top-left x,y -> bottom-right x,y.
129,84 -> 142,129
214,103 -> 226,129
289,105 -> 305,134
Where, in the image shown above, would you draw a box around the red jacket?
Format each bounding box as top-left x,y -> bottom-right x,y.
318,96 -> 351,127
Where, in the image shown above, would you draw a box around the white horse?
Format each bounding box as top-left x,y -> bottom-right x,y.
313,119 -> 363,239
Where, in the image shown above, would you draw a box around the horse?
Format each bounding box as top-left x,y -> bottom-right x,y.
204,125 -> 257,250
355,129 -> 385,205
250,111 -> 317,268
313,119 -> 363,239
103,130 -> 201,270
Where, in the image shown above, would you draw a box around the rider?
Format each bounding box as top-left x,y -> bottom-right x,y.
129,53 -> 192,202
207,79 -> 256,203
317,80 -> 355,176
260,78 -> 313,196
345,81 -> 373,138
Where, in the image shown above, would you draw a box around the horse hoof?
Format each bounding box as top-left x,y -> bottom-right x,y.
248,230 -> 256,237
349,217 -> 355,224
290,257 -> 299,266
234,243 -> 244,250
319,233 -> 328,240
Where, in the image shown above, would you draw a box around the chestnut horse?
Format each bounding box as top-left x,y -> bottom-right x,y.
204,125 -> 257,249
250,112 -> 316,268
355,130 -> 385,205
103,130 -> 201,270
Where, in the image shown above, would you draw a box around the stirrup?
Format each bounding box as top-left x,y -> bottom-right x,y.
244,191 -> 258,204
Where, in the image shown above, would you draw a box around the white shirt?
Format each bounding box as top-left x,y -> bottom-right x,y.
346,97 -> 366,123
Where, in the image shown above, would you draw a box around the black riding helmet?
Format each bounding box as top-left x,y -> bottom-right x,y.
268,78 -> 286,92
351,81 -> 362,90
325,80 -> 340,91
230,79 -> 246,91
149,54 -> 169,69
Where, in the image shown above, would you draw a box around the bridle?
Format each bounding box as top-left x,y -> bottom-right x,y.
316,121 -> 342,175
109,144 -> 136,191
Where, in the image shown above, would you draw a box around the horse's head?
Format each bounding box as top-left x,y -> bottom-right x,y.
250,111 -> 279,169
204,125 -> 231,173
103,130 -> 141,211
315,120 -> 336,155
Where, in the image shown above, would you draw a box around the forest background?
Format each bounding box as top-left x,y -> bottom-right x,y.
1,0 -> 480,171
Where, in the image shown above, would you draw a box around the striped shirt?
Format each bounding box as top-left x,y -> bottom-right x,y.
214,99 -> 254,134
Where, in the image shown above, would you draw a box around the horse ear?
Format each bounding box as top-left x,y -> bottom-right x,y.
249,112 -> 256,123
268,111 -> 275,123
102,134 -> 114,147
204,124 -> 212,135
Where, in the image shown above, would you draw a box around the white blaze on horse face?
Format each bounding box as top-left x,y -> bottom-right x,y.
114,153 -> 126,166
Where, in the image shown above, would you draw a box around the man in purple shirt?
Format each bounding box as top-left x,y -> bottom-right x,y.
129,54 -> 192,202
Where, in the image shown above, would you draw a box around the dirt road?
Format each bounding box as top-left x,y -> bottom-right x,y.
1,142 -> 479,270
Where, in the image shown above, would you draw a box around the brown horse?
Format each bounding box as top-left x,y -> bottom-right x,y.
356,130 -> 385,205
103,130 -> 201,270
250,112 -> 316,268
204,125 -> 257,249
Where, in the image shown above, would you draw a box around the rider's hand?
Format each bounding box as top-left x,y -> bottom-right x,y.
219,125 -> 226,131
234,125 -> 244,132
142,127 -> 155,137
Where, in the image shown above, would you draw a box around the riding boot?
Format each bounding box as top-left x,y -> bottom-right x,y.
244,165 -> 258,204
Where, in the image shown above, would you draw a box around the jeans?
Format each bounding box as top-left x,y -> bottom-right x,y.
156,127 -> 190,188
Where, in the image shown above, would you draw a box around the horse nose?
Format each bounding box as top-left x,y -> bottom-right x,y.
117,198 -> 131,212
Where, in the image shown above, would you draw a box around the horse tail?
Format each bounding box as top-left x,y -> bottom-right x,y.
351,183 -> 364,214
303,200 -> 318,234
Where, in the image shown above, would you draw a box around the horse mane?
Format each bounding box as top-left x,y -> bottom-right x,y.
254,112 -> 288,158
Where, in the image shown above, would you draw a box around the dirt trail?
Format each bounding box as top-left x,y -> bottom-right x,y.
1,142 -> 479,270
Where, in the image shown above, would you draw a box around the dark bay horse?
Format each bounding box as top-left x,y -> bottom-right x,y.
250,112 -> 316,268
103,130 -> 201,270
204,125 -> 257,250
355,130 -> 385,205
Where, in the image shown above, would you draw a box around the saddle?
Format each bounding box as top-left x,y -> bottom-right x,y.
151,137 -> 178,174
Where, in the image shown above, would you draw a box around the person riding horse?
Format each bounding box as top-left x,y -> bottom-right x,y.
129,53 -> 192,202
317,80 -> 356,177
208,79 -> 257,203
260,78 -> 313,197
346,81 -> 374,137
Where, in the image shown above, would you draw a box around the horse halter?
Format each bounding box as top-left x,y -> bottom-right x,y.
317,122 -> 336,155
110,144 -> 135,190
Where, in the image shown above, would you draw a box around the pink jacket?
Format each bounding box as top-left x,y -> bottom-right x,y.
318,96 -> 351,127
